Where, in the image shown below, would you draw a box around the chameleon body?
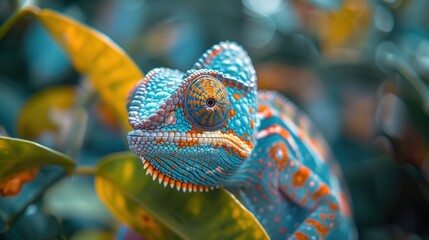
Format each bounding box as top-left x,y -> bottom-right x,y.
127,42 -> 355,239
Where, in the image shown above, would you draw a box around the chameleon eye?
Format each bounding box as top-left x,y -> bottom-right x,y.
184,75 -> 230,130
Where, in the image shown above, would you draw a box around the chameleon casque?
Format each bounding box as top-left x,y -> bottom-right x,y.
127,42 -> 355,239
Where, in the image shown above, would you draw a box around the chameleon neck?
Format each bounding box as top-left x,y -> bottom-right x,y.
222,116 -> 269,187
223,155 -> 260,187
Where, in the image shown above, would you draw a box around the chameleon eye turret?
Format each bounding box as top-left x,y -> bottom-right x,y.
184,75 -> 230,131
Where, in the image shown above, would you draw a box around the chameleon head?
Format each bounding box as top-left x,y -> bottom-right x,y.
127,42 -> 257,192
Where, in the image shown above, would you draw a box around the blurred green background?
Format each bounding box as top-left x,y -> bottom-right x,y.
1,0 -> 429,239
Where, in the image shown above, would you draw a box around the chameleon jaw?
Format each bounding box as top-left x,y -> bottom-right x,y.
140,156 -> 219,193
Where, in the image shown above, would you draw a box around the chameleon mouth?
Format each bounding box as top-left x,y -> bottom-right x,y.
140,156 -> 218,192
128,130 -> 253,159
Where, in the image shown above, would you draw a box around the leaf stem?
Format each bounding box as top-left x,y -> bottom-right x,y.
74,166 -> 97,176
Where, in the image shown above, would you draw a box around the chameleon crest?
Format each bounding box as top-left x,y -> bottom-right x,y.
127,42 -> 258,191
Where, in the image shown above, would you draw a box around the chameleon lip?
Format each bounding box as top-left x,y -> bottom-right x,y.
128,130 -> 252,158
140,156 -> 219,192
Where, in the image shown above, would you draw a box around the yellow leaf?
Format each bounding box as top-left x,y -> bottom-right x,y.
95,152 -> 269,240
34,8 -> 143,132
314,0 -> 372,51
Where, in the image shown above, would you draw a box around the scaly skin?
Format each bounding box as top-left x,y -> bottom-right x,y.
127,42 -> 355,239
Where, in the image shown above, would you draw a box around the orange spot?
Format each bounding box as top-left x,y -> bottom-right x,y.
320,213 -> 326,219
268,125 -> 290,139
0,168 -> 39,197
277,127 -> 290,139
178,132 -> 200,148
311,184 -> 330,200
269,142 -> 289,170
292,167 -> 311,187
329,203 -> 339,211
249,106 -> 253,114
229,109 -> 236,117
250,119 -> 254,129
329,214 -> 335,220
206,48 -> 222,64
306,219 -> 328,236
141,214 -> 151,223
212,48 -> 222,56
257,104 -> 273,118
233,93 -> 240,100
279,226 -> 286,234
257,104 -> 268,113
294,232 -> 309,240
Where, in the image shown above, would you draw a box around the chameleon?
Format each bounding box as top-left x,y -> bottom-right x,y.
127,41 -> 355,239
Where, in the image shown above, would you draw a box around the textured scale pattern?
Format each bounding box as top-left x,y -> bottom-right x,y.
127,41 -> 356,239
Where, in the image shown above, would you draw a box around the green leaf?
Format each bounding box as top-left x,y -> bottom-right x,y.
95,152 -> 269,240
43,176 -> 115,226
0,136 -> 75,185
